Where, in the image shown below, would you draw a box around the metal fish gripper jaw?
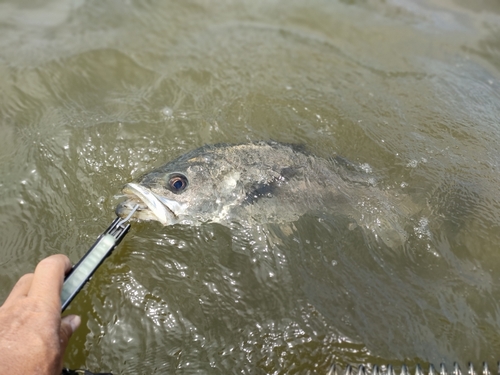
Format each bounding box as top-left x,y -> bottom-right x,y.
60,205 -> 139,311
327,362 -> 498,375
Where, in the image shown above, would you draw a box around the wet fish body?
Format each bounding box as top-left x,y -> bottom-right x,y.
116,141 -> 408,246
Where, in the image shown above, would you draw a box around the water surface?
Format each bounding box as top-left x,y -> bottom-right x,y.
1,0 -> 500,373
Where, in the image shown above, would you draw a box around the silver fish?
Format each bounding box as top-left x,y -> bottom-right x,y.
116,141 -> 411,246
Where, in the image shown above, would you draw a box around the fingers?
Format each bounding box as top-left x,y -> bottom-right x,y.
28,255 -> 72,306
2,273 -> 34,306
59,314 -> 81,362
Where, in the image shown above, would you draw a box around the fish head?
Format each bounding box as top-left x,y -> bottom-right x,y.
115,146 -> 245,225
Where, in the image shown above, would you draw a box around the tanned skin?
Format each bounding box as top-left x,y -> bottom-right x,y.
0,254 -> 81,375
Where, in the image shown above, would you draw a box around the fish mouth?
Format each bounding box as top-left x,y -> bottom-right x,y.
115,183 -> 181,225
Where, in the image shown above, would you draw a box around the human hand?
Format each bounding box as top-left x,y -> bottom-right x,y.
0,254 -> 81,375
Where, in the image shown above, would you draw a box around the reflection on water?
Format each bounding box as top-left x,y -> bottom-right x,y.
1,0 -> 500,373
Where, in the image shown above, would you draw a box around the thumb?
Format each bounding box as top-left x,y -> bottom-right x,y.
60,314 -> 81,353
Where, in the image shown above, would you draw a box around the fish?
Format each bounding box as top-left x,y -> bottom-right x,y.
116,141 -> 411,247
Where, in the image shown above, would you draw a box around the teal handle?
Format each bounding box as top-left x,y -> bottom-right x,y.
60,234 -> 118,311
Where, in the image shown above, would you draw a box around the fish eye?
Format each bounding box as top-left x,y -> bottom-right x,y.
168,174 -> 188,193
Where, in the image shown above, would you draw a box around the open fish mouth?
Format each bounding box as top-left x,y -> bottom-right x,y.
115,183 -> 180,225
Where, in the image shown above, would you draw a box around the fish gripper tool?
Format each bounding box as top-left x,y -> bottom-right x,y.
60,205 -> 139,311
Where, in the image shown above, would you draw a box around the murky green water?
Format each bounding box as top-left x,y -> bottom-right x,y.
1,0 -> 500,373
